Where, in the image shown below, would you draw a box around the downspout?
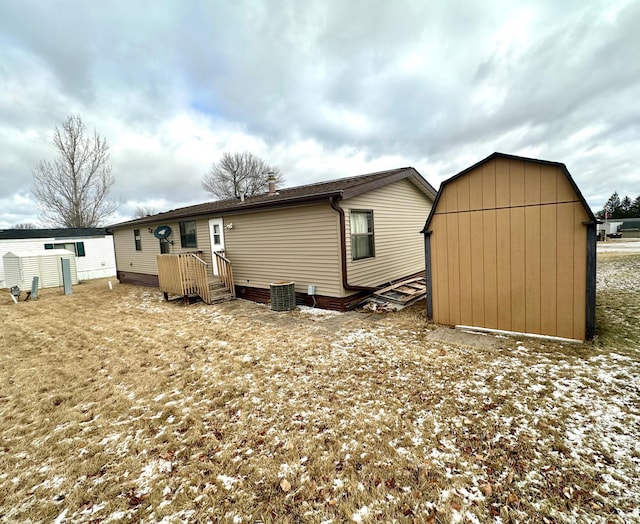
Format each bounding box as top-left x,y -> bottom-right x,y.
329,196 -> 377,292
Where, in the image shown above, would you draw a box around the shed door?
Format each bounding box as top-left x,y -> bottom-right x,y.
39,255 -> 62,287
209,218 -> 225,276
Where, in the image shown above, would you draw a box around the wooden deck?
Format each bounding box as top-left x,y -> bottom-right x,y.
157,253 -> 235,305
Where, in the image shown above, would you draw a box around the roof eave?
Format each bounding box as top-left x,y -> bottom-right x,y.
109,190 -> 344,229
342,167 -> 437,201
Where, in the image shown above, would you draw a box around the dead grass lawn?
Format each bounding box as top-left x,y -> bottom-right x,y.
0,254 -> 638,523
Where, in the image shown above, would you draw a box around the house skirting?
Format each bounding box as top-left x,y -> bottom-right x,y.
117,270 -> 159,287
117,270 -> 426,312
116,270 -> 368,311
235,285 -> 369,312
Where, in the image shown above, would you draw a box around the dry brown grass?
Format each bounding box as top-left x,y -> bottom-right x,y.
0,254 -> 638,523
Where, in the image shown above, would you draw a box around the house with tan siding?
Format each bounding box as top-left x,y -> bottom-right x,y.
422,152 -> 597,341
110,168 -> 436,310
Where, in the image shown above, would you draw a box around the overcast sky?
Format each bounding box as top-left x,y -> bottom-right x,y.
1,0 -> 638,228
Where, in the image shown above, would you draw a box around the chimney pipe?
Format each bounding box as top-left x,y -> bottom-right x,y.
267,172 -> 276,195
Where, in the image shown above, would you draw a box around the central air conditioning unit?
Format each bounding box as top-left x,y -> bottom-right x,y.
270,281 -> 296,311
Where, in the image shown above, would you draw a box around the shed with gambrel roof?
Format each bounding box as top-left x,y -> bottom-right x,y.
422,152 -> 597,341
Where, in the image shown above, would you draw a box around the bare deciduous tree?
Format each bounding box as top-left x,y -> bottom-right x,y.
13,223 -> 37,229
133,205 -> 158,218
33,115 -> 118,227
202,151 -> 283,200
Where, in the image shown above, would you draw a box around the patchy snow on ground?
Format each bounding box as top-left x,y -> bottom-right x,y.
297,305 -> 343,317
0,254 -> 639,522
597,239 -> 640,252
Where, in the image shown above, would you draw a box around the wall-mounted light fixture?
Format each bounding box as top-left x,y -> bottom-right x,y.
147,228 -> 153,233
224,223 -> 234,230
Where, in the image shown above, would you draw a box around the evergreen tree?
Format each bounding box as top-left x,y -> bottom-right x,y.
597,192 -> 640,219
620,196 -> 632,218
631,196 -> 640,217
601,192 -> 621,219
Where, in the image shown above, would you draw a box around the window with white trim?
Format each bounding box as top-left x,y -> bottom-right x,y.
350,210 -> 375,260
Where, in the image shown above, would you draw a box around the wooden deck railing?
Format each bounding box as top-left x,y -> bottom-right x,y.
213,250 -> 236,298
157,253 -> 211,304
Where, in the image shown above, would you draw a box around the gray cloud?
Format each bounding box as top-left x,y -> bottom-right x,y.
0,0 -> 638,228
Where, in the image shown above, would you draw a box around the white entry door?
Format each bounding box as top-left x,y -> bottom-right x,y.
209,218 -> 225,276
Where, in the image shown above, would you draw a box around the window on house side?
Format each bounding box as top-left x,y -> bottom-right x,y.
351,210 -> 375,260
44,242 -> 84,256
180,221 -> 197,248
159,239 -> 170,254
134,229 -> 141,251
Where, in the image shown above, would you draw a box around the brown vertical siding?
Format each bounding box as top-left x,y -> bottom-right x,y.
525,205 -> 542,334
540,204 -> 558,335
495,208 -> 511,330
457,211 -> 473,326
344,179 -> 433,288
482,209 -> 498,329
470,210 -> 485,328
447,213 -> 461,324
495,157 -> 510,208
482,162 -> 496,209
510,206 -> 526,333
429,157 -> 591,340
555,203 -> 576,338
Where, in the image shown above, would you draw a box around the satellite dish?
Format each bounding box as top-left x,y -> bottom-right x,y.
153,225 -> 172,239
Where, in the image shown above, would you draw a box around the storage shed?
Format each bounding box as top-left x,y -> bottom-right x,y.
422,153 -> 597,342
0,227 -> 116,287
3,249 -> 78,290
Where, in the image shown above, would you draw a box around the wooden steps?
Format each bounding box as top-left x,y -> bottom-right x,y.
208,281 -> 235,304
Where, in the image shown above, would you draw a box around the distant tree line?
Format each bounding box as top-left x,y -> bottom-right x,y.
596,192 -> 640,220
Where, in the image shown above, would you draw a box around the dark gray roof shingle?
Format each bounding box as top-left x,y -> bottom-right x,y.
0,228 -> 109,240
110,167 -> 436,229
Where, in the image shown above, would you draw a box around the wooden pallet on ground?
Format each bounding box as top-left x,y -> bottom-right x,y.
374,277 -> 426,303
363,277 -> 427,311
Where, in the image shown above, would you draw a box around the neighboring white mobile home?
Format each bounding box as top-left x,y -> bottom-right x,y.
0,228 -> 116,288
